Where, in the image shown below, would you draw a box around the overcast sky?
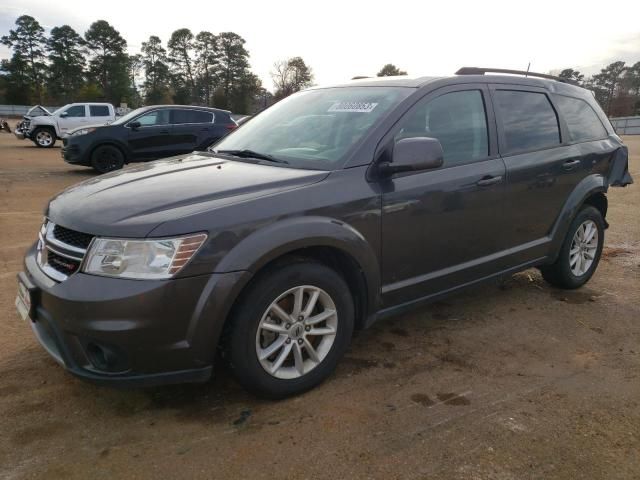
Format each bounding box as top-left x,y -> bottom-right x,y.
1,0 -> 639,91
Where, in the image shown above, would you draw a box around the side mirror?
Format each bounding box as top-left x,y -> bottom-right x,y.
59,112 -> 69,118
379,137 -> 444,177
128,121 -> 141,130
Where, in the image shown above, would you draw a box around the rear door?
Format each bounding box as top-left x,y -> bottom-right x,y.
126,108 -> 173,159
88,105 -> 113,124
380,84 -> 507,307
170,109 -> 215,154
490,85 -> 592,258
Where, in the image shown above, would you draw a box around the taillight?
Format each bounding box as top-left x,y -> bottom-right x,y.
226,123 -> 238,131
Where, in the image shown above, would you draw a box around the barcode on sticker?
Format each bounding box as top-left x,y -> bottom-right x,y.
328,102 -> 378,113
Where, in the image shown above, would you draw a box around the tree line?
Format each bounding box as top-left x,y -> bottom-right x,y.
3,14 -> 637,117
558,62 -> 640,117
0,15 -> 284,114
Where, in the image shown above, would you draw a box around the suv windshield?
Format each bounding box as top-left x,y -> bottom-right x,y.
213,86 -> 412,170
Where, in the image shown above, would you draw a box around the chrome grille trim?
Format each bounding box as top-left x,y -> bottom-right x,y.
37,220 -> 91,281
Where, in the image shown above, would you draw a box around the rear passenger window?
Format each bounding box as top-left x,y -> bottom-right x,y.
171,109 -> 213,124
395,90 -> 489,166
89,105 -> 110,117
494,90 -> 560,154
188,110 -> 214,123
555,95 -> 607,143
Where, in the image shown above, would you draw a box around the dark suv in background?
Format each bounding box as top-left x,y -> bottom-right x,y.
17,68 -> 632,398
61,105 -> 237,173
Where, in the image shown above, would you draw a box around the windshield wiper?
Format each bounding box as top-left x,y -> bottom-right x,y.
215,149 -> 289,164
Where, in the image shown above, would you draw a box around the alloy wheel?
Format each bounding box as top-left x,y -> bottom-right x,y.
569,220 -> 598,276
255,285 -> 338,379
36,130 -> 53,147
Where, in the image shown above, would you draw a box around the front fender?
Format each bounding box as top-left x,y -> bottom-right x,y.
215,215 -> 381,317
547,174 -> 606,262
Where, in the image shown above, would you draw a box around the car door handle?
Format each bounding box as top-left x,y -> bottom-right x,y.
158,130 -> 170,134
562,159 -> 581,170
476,175 -> 503,186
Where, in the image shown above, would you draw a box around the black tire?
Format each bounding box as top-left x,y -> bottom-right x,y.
32,127 -> 56,148
91,145 -> 125,174
226,260 -> 354,399
540,205 -> 605,289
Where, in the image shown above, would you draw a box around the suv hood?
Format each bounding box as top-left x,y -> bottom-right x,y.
47,153 -> 329,237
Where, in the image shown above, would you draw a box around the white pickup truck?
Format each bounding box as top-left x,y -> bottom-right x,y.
15,103 -> 116,148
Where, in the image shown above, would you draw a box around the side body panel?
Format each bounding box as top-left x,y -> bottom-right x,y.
127,124 -> 175,159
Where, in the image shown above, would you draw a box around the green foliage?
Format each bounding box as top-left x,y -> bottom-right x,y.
84,20 -> 130,105
377,64 -> 407,77
46,25 -> 86,103
559,61 -> 640,116
76,82 -> 103,101
272,56 -> 313,99
194,31 -> 218,106
1,14 -> 267,113
1,15 -> 47,103
558,68 -> 584,84
168,28 -> 196,102
216,32 -> 252,108
141,35 -> 171,104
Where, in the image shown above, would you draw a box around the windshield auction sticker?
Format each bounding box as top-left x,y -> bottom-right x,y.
328,102 -> 378,113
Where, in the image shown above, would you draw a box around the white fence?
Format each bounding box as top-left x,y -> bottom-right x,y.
610,116 -> 640,135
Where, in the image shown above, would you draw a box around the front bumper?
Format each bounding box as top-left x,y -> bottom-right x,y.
14,128 -> 29,140
20,243 -> 248,387
61,140 -> 87,165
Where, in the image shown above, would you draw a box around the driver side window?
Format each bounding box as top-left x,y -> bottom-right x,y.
395,90 -> 489,166
64,105 -> 86,117
135,110 -> 170,127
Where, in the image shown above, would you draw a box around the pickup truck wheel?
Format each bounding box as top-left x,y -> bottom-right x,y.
32,128 -> 56,148
541,205 -> 605,289
226,261 -> 354,398
91,145 -> 124,174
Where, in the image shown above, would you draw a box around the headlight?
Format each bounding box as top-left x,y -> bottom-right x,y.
83,234 -> 207,279
71,127 -> 97,136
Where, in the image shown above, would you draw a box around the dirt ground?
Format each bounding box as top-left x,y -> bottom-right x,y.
0,127 -> 638,480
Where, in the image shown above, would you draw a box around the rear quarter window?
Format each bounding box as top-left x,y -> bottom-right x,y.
494,90 -> 560,154
171,109 -> 213,124
555,95 -> 607,143
89,105 -> 111,117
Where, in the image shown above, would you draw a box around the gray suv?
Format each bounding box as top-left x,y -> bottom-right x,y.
16,67 -> 633,398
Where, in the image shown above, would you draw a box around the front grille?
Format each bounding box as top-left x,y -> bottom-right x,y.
53,225 -> 94,249
47,250 -> 81,276
37,221 -> 92,282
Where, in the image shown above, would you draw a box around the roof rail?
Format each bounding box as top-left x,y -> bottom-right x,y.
455,67 -> 579,86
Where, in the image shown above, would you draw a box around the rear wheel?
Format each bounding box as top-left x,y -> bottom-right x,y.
541,205 -> 605,289
226,261 -> 354,398
32,128 -> 56,148
91,145 -> 124,174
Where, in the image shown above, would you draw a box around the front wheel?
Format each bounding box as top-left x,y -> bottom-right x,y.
541,205 -> 605,289
32,128 -> 56,148
226,261 -> 354,398
91,145 -> 124,174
